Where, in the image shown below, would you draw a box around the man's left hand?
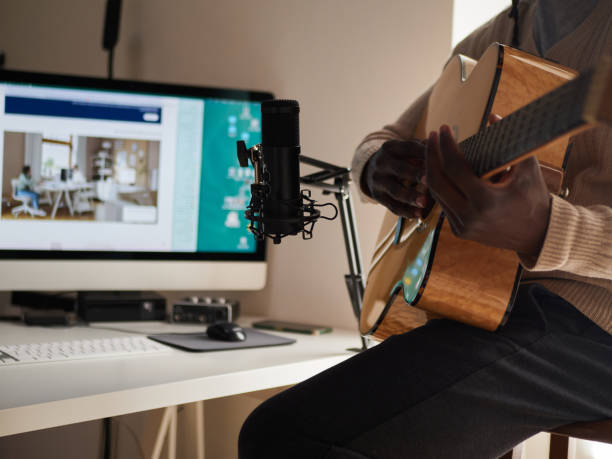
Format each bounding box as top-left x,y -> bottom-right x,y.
425,124 -> 552,259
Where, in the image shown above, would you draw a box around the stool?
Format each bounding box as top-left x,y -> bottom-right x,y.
499,420 -> 612,459
548,420 -> 612,459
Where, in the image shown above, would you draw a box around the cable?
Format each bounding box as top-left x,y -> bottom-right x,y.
508,0 -> 521,47
102,0 -> 121,79
114,418 -> 146,459
103,417 -> 112,459
108,48 -> 114,79
100,416 -> 146,459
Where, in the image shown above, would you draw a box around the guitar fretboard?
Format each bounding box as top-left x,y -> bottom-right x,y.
460,70 -> 593,176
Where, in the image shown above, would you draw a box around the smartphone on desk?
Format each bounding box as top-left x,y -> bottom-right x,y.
252,320 -> 332,335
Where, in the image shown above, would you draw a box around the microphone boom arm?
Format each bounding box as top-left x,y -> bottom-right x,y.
299,155 -> 368,351
298,155 -> 364,325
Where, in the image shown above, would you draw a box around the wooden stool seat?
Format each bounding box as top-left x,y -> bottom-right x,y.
500,420 -> 612,459
551,419 -> 612,443
546,420 -> 612,459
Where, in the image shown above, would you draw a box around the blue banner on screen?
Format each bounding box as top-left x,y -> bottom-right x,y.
5,96 -> 162,123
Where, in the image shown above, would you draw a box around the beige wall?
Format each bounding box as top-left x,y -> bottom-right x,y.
2,132 -> 25,198
0,0 -> 452,456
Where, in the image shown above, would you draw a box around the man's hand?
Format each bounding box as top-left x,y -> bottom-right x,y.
363,139 -> 430,218
426,125 -> 552,259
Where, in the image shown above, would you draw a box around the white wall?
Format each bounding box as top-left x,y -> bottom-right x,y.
452,0 -> 510,47
0,0 -> 454,332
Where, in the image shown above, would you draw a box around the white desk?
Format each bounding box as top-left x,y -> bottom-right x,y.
0,318 -> 360,438
38,181 -> 95,218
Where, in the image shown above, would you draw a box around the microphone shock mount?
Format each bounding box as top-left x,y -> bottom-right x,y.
237,140 -> 336,244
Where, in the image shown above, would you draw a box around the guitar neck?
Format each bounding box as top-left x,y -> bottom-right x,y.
460,69 -> 594,176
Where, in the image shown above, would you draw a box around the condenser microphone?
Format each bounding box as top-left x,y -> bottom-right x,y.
237,99 -> 331,244
260,99 -> 302,237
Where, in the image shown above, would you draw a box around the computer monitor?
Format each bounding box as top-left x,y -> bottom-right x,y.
0,70 -> 270,291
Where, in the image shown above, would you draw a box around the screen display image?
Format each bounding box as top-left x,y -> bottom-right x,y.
3,131 -> 160,224
0,71 -> 271,260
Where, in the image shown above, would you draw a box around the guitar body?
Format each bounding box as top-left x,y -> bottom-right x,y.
360,44 -> 579,341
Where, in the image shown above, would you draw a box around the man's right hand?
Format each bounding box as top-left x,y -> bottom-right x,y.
362,139 -> 430,218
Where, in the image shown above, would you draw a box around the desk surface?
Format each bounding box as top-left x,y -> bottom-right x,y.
39,181 -> 94,191
0,318 -> 361,437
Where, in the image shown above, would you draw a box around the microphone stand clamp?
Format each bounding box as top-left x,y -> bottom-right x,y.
237,140 -> 326,244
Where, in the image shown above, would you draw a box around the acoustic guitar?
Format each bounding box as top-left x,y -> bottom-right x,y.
360,43 -> 612,341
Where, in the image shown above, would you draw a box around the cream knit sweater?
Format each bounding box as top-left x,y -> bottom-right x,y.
352,0 -> 612,333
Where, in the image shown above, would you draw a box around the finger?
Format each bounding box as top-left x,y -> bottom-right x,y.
383,139 -> 428,161
512,155 -> 540,174
378,154 -> 426,177
426,130 -> 468,212
430,187 -> 465,235
414,182 -> 428,194
505,155 -> 543,189
378,160 -> 426,183
438,125 -> 485,198
376,193 -> 425,218
488,113 -> 503,125
382,180 -> 428,208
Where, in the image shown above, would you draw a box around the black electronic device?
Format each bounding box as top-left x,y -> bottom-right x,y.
171,297 -> 239,324
77,291 -> 166,322
11,291 -> 77,326
60,168 -> 73,182
206,322 -> 246,342
11,291 -> 77,311
237,99 -> 337,244
252,319 -> 332,335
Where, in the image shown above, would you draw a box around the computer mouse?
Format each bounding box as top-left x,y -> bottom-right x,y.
206,322 -> 246,342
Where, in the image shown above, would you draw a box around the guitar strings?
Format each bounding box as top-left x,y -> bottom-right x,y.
460,71 -> 591,178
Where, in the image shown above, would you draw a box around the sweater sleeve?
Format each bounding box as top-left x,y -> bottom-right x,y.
351,4 -> 520,200
520,194 -> 612,280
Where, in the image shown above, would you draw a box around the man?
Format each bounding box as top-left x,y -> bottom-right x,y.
16,165 -> 45,217
239,1 -> 612,457
71,164 -> 85,184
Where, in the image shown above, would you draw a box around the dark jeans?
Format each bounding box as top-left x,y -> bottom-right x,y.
16,190 -> 40,210
239,284 -> 612,458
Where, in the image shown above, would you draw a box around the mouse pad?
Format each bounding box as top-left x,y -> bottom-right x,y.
148,328 -> 296,352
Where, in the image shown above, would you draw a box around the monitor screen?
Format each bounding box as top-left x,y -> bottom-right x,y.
0,70 -> 270,291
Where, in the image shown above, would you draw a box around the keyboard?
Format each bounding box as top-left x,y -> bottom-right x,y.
0,336 -> 171,366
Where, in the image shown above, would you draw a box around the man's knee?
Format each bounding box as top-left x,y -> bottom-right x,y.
238,396 -> 283,458
238,393 -> 330,459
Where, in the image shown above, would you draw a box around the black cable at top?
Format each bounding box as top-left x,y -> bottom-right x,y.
508,0 -> 521,47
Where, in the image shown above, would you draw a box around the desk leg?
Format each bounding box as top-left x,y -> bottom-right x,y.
65,190 -> 74,216
167,408 -> 177,459
51,191 -> 61,218
40,190 -> 52,206
141,405 -> 177,459
179,401 -> 205,459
